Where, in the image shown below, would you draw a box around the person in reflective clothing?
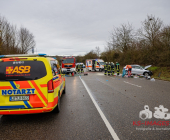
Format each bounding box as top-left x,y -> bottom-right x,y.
126,65 -> 132,77
115,62 -> 120,75
106,62 -> 108,75
76,64 -> 78,72
107,62 -> 111,76
104,62 -> 107,75
77,64 -> 80,73
81,64 -> 84,73
111,62 -> 115,75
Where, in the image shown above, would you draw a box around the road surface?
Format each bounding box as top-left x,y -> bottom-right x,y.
0,71 -> 170,140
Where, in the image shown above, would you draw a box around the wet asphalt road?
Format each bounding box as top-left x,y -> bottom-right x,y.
0,71 -> 170,140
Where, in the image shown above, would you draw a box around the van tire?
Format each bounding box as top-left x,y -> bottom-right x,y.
63,84 -> 66,94
53,94 -> 60,113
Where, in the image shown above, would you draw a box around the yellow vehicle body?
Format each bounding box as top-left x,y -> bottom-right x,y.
0,54 -> 65,115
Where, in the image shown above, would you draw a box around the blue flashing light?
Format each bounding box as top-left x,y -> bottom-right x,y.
38,54 -> 46,56
0,55 -> 5,58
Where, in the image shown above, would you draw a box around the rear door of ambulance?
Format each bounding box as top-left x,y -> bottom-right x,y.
0,57 -> 49,110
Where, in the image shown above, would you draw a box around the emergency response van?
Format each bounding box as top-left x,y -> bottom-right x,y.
0,54 -> 65,115
86,59 -> 105,71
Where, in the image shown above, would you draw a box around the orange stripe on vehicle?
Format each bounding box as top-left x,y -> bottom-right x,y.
15,81 -> 32,88
30,81 -> 48,104
40,84 -> 47,88
0,86 -> 12,89
46,96 -> 58,108
29,94 -> 45,107
53,80 -> 60,89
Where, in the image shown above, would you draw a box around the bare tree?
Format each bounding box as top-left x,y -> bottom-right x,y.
95,46 -> 101,58
110,23 -> 134,52
18,27 -> 36,54
0,15 -> 35,55
138,15 -> 163,47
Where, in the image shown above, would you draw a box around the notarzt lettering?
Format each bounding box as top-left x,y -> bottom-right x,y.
2,89 -> 35,95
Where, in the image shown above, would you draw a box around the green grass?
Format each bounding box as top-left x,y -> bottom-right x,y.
148,67 -> 170,81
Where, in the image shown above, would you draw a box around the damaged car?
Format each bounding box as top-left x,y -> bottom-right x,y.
124,65 -> 153,76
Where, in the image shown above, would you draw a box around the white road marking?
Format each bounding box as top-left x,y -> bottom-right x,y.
110,77 -> 115,79
124,81 -> 142,88
79,76 -> 120,140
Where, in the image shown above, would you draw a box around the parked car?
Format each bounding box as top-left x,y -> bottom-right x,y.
123,65 -> 152,76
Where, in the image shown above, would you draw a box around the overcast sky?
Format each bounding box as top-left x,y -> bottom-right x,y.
0,0 -> 170,56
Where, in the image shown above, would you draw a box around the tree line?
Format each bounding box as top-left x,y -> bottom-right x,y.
76,15 -> 170,67
0,15 -> 35,55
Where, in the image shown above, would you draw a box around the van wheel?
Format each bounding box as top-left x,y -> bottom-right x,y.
63,85 -> 66,94
53,94 -> 60,113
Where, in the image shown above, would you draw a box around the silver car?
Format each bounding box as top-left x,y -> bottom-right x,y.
124,65 -> 152,76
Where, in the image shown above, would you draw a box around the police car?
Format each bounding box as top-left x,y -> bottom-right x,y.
0,54 -> 65,115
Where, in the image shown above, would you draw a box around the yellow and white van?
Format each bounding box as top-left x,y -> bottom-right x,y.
0,54 -> 65,115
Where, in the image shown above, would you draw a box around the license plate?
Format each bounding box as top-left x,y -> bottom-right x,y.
10,96 -> 29,101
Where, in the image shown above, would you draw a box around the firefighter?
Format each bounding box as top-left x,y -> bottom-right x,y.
104,62 -> 107,75
108,62 -> 111,76
77,64 -> 80,73
115,62 -> 120,75
81,64 -> 84,73
111,62 -> 115,75
76,64 -> 78,72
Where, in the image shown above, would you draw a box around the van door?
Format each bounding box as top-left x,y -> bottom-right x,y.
92,60 -> 95,70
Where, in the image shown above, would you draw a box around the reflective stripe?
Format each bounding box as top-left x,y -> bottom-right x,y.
9,81 -> 31,108
23,101 -> 31,108
0,105 -> 25,109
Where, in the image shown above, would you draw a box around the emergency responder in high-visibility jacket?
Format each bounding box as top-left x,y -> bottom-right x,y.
115,62 -> 120,75
111,62 -> 115,75
108,62 -> 111,76
126,65 -> 132,77
81,64 -> 84,73
104,62 -> 107,75
77,64 -> 80,73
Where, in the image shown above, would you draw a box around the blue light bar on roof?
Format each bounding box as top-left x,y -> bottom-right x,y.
0,54 -> 47,58
38,54 -> 47,56
0,55 -> 5,58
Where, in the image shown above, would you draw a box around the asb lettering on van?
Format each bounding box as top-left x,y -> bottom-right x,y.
0,58 -> 48,112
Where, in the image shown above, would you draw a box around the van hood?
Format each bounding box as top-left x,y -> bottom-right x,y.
144,65 -> 152,69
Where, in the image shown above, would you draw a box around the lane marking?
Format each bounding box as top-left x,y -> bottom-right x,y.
124,81 -> 141,88
79,76 -> 120,140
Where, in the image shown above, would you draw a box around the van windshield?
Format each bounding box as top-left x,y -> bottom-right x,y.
99,62 -> 105,65
62,58 -> 74,63
0,61 -> 47,81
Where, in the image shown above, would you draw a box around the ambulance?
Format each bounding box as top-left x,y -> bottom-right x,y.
86,59 -> 105,71
0,54 -> 65,115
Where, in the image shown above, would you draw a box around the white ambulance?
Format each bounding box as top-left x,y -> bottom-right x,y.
86,59 -> 105,71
